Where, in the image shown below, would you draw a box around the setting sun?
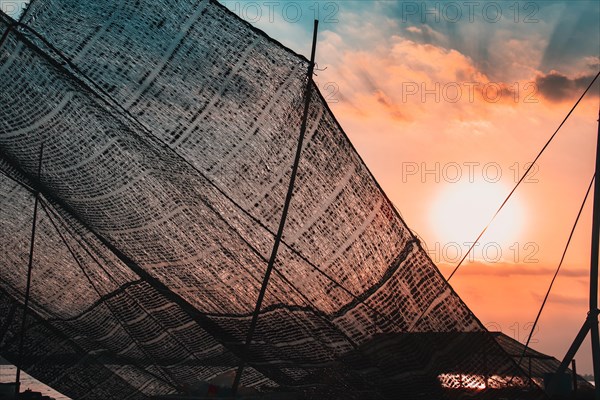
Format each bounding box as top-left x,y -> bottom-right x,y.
430,181 -> 526,257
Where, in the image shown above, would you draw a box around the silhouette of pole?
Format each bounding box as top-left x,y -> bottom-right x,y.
231,20 -> 319,396
590,110 -> 600,398
553,110 -> 600,399
572,359 -> 578,397
15,142 -> 44,397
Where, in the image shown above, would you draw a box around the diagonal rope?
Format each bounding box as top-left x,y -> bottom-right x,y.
0,167 -> 35,193
515,174 -> 595,371
447,70 -> 600,282
408,71 -> 600,334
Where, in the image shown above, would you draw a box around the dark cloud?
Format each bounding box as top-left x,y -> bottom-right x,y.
535,71 -> 599,102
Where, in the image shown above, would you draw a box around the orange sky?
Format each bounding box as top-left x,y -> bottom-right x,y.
228,0 -> 600,374
321,52 -> 598,375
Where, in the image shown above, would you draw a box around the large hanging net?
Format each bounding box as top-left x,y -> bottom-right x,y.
0,1 -> 546,398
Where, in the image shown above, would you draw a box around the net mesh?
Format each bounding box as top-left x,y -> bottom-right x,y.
0,1 -> 545,398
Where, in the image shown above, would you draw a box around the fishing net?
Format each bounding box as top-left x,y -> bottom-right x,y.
0,1 -> 545,398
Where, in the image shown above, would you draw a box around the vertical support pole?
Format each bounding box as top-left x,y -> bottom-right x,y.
231,21 -> 319,396
590,109 -> 600,399
552,111 -> 600,399
571,359 -> 578,398
15,143 -> 44,397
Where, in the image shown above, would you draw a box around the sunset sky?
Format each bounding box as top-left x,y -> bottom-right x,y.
218,0 -> 600,374
2,0 -> 599,378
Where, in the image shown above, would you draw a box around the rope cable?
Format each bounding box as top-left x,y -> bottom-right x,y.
408,71 -> 600,334
516,174 -> 595,371
448,71 -> 600,282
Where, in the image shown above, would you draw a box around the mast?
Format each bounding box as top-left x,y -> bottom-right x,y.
551,110 -> 600,399
589,109 -> 600,397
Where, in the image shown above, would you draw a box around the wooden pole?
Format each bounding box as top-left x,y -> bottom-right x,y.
15,142 -> 44,397
231,20 -> 319,396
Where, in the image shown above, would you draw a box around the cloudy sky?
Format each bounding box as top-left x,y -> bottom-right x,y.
2,0 -> 599,376
218,0 -> 600,374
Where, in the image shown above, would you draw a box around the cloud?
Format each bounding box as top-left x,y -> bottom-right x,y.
403,24 -> 449,49
534,292 -> 587,306
438,261 -> 589,278
372,89 -> 407,121
535,71 -> 600,102
315,11 -> 560,129
316,32 -> 525,126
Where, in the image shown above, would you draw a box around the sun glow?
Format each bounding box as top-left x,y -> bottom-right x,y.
430,181 -> 525,259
